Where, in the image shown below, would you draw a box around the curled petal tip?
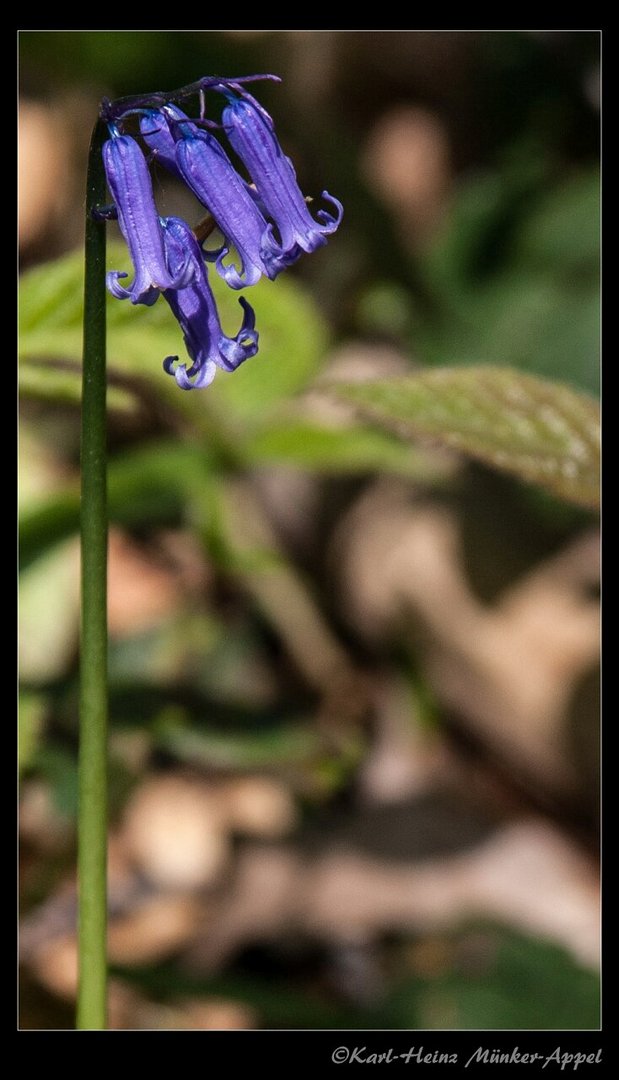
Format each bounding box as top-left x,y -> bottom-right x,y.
164,354 -> 218,390
217,296 -> 260,371
106,269 -> 129,299
238,295 -> 256,331
161,216 -> 260,386
163,355 -> 179,375
106,269 -> 160,306
215,249 -> 262,290
174,128 -> 275,287
317,191 -> 344,231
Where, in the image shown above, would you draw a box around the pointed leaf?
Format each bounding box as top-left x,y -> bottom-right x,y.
327,366 -> 599,510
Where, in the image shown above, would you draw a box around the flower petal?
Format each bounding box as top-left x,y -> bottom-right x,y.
139,104 -> 197,176
103,133 -> 194,304
221,93 -> 343,256
162,110 -> 285,288
160,216 -> 259,389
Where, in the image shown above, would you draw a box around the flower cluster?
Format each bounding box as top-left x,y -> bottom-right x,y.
100,76 -> 342,389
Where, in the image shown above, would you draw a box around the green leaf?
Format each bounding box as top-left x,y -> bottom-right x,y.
19,537 -> 81,682
156,715 -> 324,770
246,420 -> 449,478
327,367 -> 599,510
32,745 -> 78,818
19,691 -> 47,774
419,272 -> 600,396
20,357 -> 137,412
19,492 -> 80,574
512,171 -> 600,274
152,705 -> 363,775
105,440 -> 214,524
418,168 -> 600,396
420,925 -> 599,1030
116,962 -> 372,1029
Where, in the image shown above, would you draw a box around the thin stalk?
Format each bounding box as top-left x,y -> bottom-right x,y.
77,118 -> 108,1030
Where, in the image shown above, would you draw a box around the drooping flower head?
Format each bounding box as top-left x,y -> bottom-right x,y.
100,74 -> 342,388
219,86 -> 343,257
141,104 -> 295,289
102,128 -> 194,305
138,104 -> 187,176
160,216 -> 258,389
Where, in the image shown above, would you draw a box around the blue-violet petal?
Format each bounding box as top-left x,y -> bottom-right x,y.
160,216 -> 259,389
103,133 -> 194,304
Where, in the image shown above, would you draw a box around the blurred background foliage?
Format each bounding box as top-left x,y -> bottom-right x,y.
19,30 -> 600,1031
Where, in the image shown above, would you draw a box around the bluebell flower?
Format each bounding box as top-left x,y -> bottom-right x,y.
140,104 -> 266,212
139,104 -> 195,177
142,105 -> 294,289
102,130 -> 194,305
160,216 -> 258,389
220,89 -> 343,258
100,74 -> 342,390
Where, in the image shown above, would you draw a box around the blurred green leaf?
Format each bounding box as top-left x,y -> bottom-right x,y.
19,538 -> 80,683
512,171 -> 600,273
19,692 -> 47,774
409,925 -> 600,1030
20,243 -> 330,432
106,440 -> 214,523
20,358 -> 137,413
108,613 -> 221,687
420,169 -> 600,395
328,367 -> 599,510
423,171 -> 507,290
421,272 -> 599,395
19,440 -> 213,572
155,713 -> 326,770
31,746 -> 78,818
247,419 -> 447,477
109,611 -> 279,710
116,962 -> 373,1029
357,281 -> 416,338
117,921 -> 598,1030
199,476 -> 355,695
19,492 -> 80,574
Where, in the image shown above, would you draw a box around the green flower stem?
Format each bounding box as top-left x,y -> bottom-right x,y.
77,118 -> 108,1030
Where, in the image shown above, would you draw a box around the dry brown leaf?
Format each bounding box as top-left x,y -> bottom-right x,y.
222,478 -> 353,693
124,995 -> 258,1031
122,775 -> 230,890
362,106 -> 451,244
186,820 -> 598,973
222,777 -> 298,838
19,102 -> 71,250
334,481 -> 599,793
107,529 -> 182,637
108,895 -> 204,965
29,936 -> 79,1000
359,670 -> 447,802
